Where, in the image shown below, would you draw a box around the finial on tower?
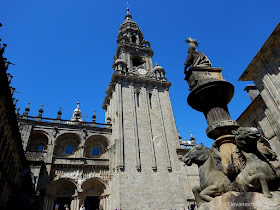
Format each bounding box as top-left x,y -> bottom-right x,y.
37,104 -> 44,119
25,102 -> 30,112
23,102 -> 30,117
125,2 -> 132,20
57,106 -> 62,115
57,106 -> 62,119
71,102 -> 83,122
190,131 -> 197,145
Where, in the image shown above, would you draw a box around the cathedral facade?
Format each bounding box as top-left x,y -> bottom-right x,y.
19,9 -> 198,210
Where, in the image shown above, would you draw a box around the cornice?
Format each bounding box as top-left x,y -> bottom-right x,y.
115,43 -> 154,58
102,73 -> 172,110
239,22 -> 280,81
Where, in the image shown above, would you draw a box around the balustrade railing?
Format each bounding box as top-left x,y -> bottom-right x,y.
18,115 -> 111,129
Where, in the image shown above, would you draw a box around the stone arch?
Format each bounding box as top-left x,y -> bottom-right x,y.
48,178 -> 77,196
27,131 -> 49,152
80,178 -> 107,208
46,178 -> 77,210
84,135 -> 109,158
54,133 -> 81,157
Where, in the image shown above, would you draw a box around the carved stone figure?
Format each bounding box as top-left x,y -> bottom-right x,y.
258,138 -> 280,170
184,37 -> 212,73
182,144 -> 231,206
232,127 -> 280,197
257,138 -> 277,161
183,127 -> 280,206
211,142 -> 242,180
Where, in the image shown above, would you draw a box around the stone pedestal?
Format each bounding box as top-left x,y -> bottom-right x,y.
185,67 -> 240,174
199,191 -> 280,210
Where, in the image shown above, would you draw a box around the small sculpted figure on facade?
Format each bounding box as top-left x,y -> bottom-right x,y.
184,37 -> 212,73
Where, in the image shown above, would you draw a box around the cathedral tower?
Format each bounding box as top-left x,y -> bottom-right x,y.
102,9 -> 195,209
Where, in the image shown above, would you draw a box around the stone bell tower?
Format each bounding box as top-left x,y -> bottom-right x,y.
102,9 -> 196,209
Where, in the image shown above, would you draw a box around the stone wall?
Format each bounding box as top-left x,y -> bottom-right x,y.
107,81 -> 198,209
238,23 -> 280,158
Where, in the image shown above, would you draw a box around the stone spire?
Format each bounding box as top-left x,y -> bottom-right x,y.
190,131 -> 197,145
71,102 -> 83,122
125,7 -> 132,21
153,63 -> 166,81
112,8 -> 154,77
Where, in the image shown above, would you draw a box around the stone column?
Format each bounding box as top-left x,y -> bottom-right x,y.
185,67 -> 241,175
130,84 -> 141,170
70,196 -> 77,210
142,85 -> 157,170
116,81 -> 124,169
46,197 -> 54,210
43,197 -> 49,210
154,86 -> 172,170
78,193 -> 85,209
101,194 -> 110,210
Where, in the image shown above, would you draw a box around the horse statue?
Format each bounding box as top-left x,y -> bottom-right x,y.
182,144 -> 231,206
232,127 -> 280,197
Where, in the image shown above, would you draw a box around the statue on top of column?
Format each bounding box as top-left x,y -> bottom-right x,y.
184,37 -> 212,73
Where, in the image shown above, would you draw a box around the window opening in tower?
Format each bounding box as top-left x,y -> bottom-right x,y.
131,56 -> 143,67
149,93 -> 152,108
131,35 -> 137,43
136,91 -> 140,107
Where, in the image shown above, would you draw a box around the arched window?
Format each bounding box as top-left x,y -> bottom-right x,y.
65,145 -> 73,154
131,35 -> 137,43
37,145 -> 44,152
131,56 -> 143,67
135,91 -> 140,107
149,92 -> 152,108
92,147 -> 100,156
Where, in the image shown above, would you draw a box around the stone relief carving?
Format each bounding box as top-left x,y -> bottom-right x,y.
53,126 -> 59,138
82,128 -> 88,139
54,170 -> 83,181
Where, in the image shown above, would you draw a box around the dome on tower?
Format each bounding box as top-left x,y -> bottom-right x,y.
153,63 -> 166,81
71,102 -> 83,122
153,63 -> 164,71
113,58 -> 126,65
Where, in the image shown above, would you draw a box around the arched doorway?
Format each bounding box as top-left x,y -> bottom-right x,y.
81,178 -> 106,210
46,179 -> 76,210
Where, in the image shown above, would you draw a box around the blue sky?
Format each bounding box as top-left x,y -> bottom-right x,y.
1,0 -> 279,148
